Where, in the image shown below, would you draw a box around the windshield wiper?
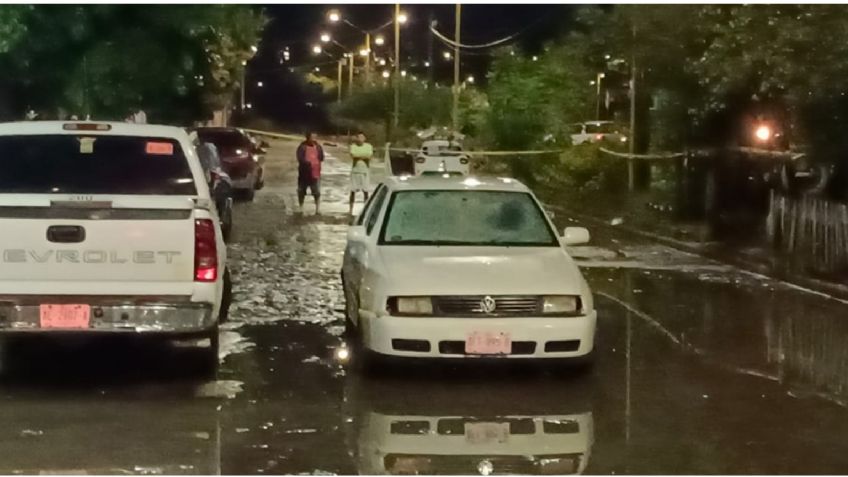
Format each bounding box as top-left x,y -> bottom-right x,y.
386,239 -> 473,245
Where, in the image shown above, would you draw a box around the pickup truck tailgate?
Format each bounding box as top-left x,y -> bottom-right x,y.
0,196 -> 199,295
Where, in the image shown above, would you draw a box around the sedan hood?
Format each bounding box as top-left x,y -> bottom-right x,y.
378,246 -> 584,296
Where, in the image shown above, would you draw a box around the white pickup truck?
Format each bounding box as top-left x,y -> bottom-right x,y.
0,121 -> 230,377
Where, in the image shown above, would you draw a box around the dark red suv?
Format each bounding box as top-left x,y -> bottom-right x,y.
193,127 -> 266,201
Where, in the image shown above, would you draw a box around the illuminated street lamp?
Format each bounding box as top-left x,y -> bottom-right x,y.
379,58 -> 387,66
320,33 -> 331,43
397,12 -> 408,24
755,124 -> 772,142
312,45 -> 322,54
374,35 -> 385,46
443,51 -> 452,60
328,10 -> 341,23
382,70 -> 390,79
257,81 -> 264,87
466,75 -> 474,84
250,45 -> 258,53
359,48 -> 370,57
401,70 -> 407,77
424,61 -> 430,68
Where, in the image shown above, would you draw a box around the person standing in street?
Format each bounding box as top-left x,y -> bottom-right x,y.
349,131 -> 373,215
296,131 -> 324,214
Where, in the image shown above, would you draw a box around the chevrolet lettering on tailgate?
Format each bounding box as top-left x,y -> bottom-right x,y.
2,249 -> 182,264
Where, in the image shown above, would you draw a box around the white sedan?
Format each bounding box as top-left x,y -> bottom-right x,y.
341,175 -> 596,368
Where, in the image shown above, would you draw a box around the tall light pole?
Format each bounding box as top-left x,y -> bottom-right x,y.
451,3 -> 461,132
596,72 -> 606,120
364,33 -> 371,85
393,3 -> 401,129
337,59 -> 344,102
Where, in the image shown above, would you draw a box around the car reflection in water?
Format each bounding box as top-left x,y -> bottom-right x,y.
0,393 -> 221,475
343,369 -> 594,475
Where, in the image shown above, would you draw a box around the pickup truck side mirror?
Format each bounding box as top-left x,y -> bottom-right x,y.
562,227 -> 590,246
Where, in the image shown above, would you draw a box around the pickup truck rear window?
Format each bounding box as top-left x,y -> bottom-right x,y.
0,135 -> 196,195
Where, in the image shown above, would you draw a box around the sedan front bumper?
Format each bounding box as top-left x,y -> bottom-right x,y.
360,311 -> 596,359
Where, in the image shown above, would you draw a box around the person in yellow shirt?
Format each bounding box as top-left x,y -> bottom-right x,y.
349,131 -> 373,215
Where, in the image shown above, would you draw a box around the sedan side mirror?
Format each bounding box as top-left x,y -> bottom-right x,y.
562,227 -> 590,246
347,225 -> 366,242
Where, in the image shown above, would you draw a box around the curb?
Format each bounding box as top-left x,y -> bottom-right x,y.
547,204 -> 848,302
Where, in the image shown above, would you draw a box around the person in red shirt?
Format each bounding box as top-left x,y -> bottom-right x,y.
296,132 -> 324,214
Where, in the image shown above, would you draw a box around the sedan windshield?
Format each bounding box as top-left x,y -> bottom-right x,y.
380,190 -> 558,246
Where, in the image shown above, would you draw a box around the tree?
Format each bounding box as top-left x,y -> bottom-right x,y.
0,5 -> 267,122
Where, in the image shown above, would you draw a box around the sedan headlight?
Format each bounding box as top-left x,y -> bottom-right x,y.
390,296 -> 433,315
542,295 -> 581,314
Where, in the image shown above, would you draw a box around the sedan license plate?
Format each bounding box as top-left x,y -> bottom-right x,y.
465,332 -> 511,355
465,422 -> 509,444
39,304 -> 91,329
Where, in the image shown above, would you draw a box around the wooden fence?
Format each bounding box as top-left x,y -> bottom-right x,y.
766,191 -> 848,274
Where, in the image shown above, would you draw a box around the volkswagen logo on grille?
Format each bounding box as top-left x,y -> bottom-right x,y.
480,295 -> 497,314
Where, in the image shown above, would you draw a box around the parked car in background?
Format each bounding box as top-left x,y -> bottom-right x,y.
0,121 -> 231,377
569,121 -> 627,145
192,134 -> 234,242
192,127 -> 267,201
341,175 -> 596,371
414,139 -> 470,176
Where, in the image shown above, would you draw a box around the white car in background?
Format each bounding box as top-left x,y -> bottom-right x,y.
414,140 -> 470,176
569,121 -> 627,145
341,175 -> 595,368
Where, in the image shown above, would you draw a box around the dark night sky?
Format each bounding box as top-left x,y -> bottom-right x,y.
245,4 -> 577,131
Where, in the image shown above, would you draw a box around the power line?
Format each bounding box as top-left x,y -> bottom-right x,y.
430,22 -> 520,50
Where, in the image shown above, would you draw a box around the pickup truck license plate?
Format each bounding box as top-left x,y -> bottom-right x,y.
465,422 -> 510,444
39,304 -> 91,329
465,332 -> 511,355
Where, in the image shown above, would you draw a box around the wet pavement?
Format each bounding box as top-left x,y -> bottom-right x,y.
0,139 -> 848,474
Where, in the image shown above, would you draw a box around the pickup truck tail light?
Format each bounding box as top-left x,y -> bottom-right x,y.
194,219 -> 218,282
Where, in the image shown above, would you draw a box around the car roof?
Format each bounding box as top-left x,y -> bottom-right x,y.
382,175 -> 532,193
193,126 -> 244,133
0,121 -> 190,139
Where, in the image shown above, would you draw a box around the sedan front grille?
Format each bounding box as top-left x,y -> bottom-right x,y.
432,296 -> 541,317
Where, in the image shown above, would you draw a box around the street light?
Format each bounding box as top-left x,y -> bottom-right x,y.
382,70 -> 390,79
257,81 -> 263,87
375,36 -> 385,46
755,124 -> 772,142
466,75 -> 474,84
312,45 -> 322,54
328,10 -> 341,23
250,45 -> 258,53
359,48 -> 370,57
443,51 -> 452,60
424,61 -> 430,67
379,58 -> 387,66
397,12 -> 408,24
320,33 -> 331,43
401,70 -> 407,77
595,72 -> 606,119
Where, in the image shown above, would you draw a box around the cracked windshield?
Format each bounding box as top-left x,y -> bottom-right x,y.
0,1 -> 847,476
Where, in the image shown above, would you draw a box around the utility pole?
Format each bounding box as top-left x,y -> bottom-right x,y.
427,10 -> 435,87
451,3 -> 461,132
337,59 -> 344,102
364,33 -> 372,86
240,67 -> 246,111
393,3 -> 401,128
348,54 -> 354,96
628,34 -> 637,192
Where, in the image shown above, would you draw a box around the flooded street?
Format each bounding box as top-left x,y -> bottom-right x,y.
0,139 -> 847,474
